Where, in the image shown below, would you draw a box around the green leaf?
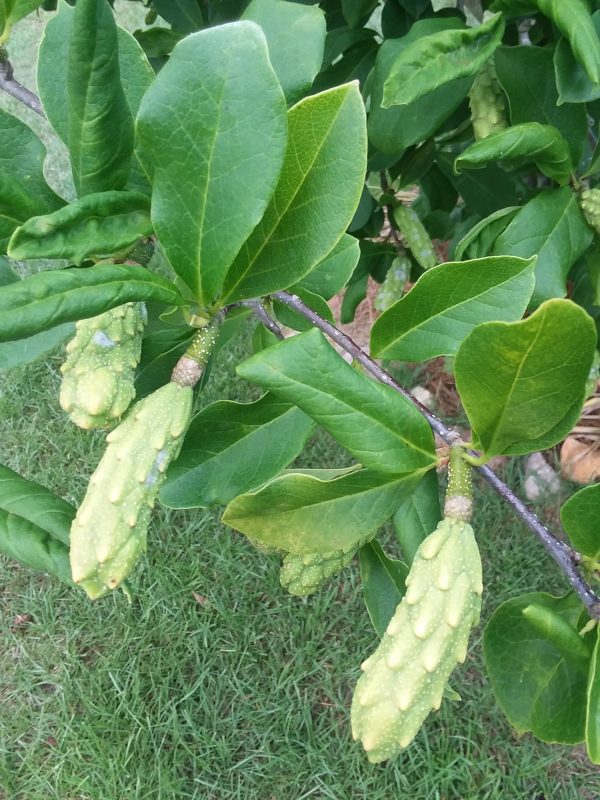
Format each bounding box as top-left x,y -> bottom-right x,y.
152,0 -> 203,32
222,469 -> 422,554
554,12 -> 600,105
294,234 -> 360,300
67,0 -> 134,195
159,395 -> 315,508
8,191 -> 152,264
236,328 -> 436,473
382,13 -> 504,108
586,628 -> 600,764
537,0 -> 600,85
492,188 -> 593,306
367,18 -> 472,154
455,123 -> 573,186
137,22 -> 287,305
0,464 -> 74,581
221,82 -> 367,302
0,264 -> 183,343
0,109 -> 63,252
342,0 -> 378,28
0,257 -> 18,286
484,592 -> 589,744
38,2 -> 154,191
454,207 -> 520,261
242,0 -> 326,105
359,540 -> 408,637
0,322 -> 74,371
521,604 -> 591,671
393,468 -> 441,565
455,299 -> 597,458
560,484 -> 600,559
437,151 -> 521,218
370,256 -> 535,362
495,45 -> 588,165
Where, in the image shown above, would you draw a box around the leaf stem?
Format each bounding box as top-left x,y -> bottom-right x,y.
271,289 -> 600,620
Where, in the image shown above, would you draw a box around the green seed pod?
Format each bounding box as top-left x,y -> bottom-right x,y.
351,517 -> 482,762
580,189 -> 600,235
468,60 -> 508,141
69,381 -> 193,599
60,303 -> 146,430
393,205 -> 437,271
374,255 -> 411,312
280,535 -> 370,596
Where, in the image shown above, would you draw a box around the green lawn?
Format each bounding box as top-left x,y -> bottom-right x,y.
1,6 -> 600,800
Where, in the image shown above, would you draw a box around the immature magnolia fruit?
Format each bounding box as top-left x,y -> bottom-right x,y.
60,303 -> 146,429
280,536 -> 370,596
374,255 -> 411,313
468,60 -> 507,141
69,381 -> 193,599
580,189 -> 600,234
351,516 -> 482,762
393,205 -> 436,271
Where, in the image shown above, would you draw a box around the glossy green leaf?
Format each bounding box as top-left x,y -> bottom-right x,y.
586,628 -> 600,764
0,465 -> 74,581
537,0 -> 600,85
371,256 -> 535,362
495,45 -> 588,165
0,257 -> 17,286
0,264 -> 183,343
455,123 -> 573,186
484,592 -> 589,744
152,0 -> 203,31
342,0 -> 378,28
0,0 -> 43,41
67,0 -> 134,195
455,299 -> 597,458
221,83 -> 367,302
367,18 -> 472,154
382,13 -> 504,108
359,540 -> 408,637
0,109 -> 63,252
294,234 -> 360,300
222,469 -> 422,554
560,484 -> 600,559
313,38 -> 377,94
554,12 -> 600,105
493,188 -> 593,306
160,395 -> 315,509
521,604 -> 591,671
454,207 -> 520,261
8,191 -> 152,264
437,151 -> 520,218
137,22 -> 287,305
0,322 -> 74,371
242,0 -> 326,104
237,328 -> 436,473
38,2 -> 154,191
393,468 -> 441,565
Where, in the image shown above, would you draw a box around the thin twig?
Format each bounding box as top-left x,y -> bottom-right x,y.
272,289 -> 600,619
0,55 -> 44,117
248,301 -> 284,340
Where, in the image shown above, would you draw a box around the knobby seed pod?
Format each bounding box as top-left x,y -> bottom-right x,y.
351,449 -> 482,762
280,535 -> 371,596
393,205 -> 437,271
60,302 -> 147,430
374,255 -> 411,313
468,60 -> 507,141
579,189 -> 600,235
70,324 -> 218,599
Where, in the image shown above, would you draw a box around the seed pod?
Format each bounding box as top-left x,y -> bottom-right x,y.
69,381 -> 193,599
374,255 -> 411,312
280,535 -> 370,596
60,303 -> 146,430
351,517 -> 482,762
580,189 -> 600,235
393,205 -> 437,271
468,60 -> 507,141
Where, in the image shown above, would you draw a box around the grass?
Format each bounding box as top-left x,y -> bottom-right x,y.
1,6 -> 600,800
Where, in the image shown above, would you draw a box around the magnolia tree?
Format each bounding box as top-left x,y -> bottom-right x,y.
2,0 -> 600,766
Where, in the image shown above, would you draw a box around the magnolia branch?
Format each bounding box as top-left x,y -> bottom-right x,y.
271,289 -> 600,619
0,53 -> 44,116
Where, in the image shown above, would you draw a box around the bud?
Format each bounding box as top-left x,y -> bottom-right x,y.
580,188 -> 600,235
280,536 -> 369,596
60,303 -> 146,429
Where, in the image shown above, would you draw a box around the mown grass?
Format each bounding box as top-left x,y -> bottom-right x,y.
2,5 -> 600,799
